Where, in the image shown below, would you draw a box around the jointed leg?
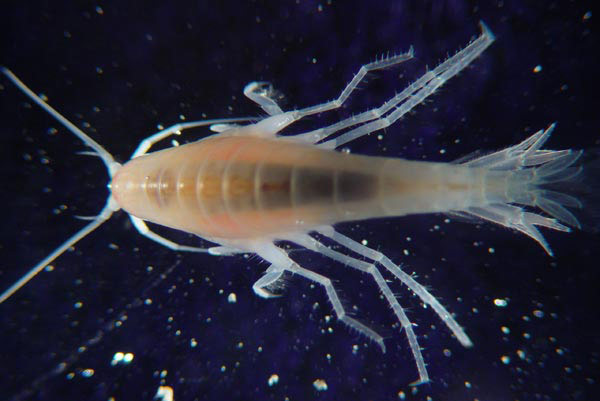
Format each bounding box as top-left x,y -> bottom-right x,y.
317,227 -> 473,348
244,49 -> 415,141
291,69 -> 436,146
294,49 -> 415,119
253,242 -> 386,352
286,22 -> 494,147
286,233 -> 429,385
244,81 -> 284,116
252,264 -> 285,298
130,117 -> 258,159
318,22 -> 494,148
129,216 -> 210,252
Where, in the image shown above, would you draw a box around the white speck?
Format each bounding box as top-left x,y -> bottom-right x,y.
227,293 -> 237,303
111,352 -> 133,366
439,148 -> 446,154
533,309 -> 544,318
516,349 -> 526,360
160,370 -> 168,378
74,302 -> 83,309
398,390 -> 406,399
443,349 -> 452,357
488,247 -> 495,254
501,326 -> 510,334
155,386 -> 174,401
221,365 -> 226,372
583,11 -> 592,20
313,379 -> 328,391
533,65 -> 542,73
494,298 -> 508,307
464,381 -> 471,388
312,58 -> 317,64
81,368 -> 94,377
352,344 -> 359,354
145,298 -> 152,305
95,6 -> 104,15
361,239 -> 368,245
501,355 -> 511,364
267,373 -> 280,386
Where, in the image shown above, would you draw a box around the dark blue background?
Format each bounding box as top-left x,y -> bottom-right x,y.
1,1 -> 598,400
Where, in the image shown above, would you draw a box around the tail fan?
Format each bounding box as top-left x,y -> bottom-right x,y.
453,123 -> 593,256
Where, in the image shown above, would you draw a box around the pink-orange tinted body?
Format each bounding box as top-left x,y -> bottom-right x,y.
111,134 -> 487,240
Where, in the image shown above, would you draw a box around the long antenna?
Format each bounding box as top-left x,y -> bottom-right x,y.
0,67 -> 121,303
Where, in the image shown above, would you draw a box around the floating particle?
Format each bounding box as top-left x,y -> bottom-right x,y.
494,298 -> 508,307
313,379 -> 328,391
111,351 -> 134,366
155,386 -> 174,401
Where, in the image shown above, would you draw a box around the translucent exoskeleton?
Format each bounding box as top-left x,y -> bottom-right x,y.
1,21 -> 588,384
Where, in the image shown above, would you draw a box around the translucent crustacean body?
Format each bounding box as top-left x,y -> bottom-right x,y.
0,22 -> 587,384
112,134 -> 494,240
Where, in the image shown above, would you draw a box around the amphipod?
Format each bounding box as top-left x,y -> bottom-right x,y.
1,22 -> 586,384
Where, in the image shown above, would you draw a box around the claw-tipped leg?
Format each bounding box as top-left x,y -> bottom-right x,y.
243,81 -> 284,116
252,265 -> 284,298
